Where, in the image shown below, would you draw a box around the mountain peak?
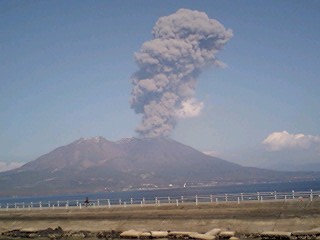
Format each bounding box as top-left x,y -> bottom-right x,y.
74,136 -> 107,144
116,137 -> 140,144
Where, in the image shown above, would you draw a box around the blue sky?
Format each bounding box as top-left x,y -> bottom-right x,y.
1,0 -> 320,171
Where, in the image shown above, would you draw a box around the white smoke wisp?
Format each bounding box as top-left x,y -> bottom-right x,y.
131,9 -> 233,137
0,161 -> 23,172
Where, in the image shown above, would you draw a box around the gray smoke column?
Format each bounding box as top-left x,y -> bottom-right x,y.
131,9 -> 233,137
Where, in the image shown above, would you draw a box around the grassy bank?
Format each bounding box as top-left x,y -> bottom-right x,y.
1,200 -> 320,234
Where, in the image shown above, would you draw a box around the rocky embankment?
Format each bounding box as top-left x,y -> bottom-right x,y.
2,226 -> 320,240
0,227 -> 119,239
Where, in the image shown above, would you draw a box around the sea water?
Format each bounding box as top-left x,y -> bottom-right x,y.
1,179 -> 319,206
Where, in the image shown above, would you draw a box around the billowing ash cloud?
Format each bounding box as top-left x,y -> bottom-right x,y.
131,9 -> 233,137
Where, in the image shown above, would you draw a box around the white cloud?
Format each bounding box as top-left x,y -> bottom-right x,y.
176,98 -> 204,118
262,131 -> 320,151
0,161 -> 23,172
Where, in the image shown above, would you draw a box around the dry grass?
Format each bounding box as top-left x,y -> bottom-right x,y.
1,200 -> 320,233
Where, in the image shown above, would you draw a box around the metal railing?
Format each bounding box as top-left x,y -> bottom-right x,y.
0,189 -> 318,211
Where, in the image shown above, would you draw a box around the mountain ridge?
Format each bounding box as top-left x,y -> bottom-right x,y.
0,136 -> 318,197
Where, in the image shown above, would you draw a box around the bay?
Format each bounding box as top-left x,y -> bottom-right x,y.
1,180 -> 319,207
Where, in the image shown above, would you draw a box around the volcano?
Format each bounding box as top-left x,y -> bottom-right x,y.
0,137 -> 317,196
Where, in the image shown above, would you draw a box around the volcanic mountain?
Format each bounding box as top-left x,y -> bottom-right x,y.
0,137 -> 317,196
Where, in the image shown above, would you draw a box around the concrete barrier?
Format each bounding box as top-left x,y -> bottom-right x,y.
120,229 -> 142,238
229,237 -> 239,240
189,233 -> 216,240
205,228 -> 221,236
219,231 -> 236,238
140,232 -> 152,238
150,231 -> 169,238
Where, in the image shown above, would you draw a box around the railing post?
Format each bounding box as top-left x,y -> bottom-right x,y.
292,190 -> 295,200
5,191 -> 314,213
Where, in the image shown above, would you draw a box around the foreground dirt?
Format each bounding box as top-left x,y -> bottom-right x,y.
1,200 -> 320,234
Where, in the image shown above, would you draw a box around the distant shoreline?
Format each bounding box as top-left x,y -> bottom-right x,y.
1,179 -> 320,203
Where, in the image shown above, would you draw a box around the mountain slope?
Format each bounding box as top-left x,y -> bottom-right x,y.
0,137 -> 318,196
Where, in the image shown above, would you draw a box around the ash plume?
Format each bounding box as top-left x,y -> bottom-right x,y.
130,9 -> 233,137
